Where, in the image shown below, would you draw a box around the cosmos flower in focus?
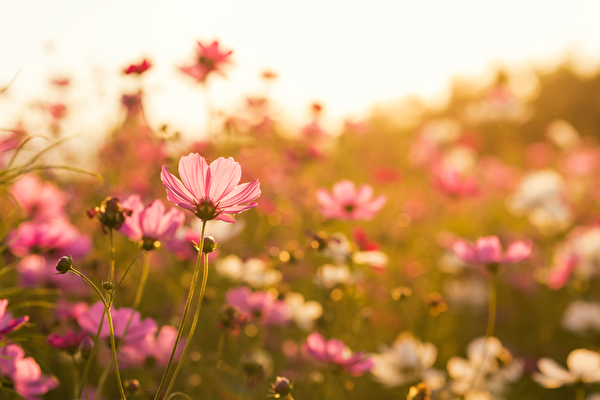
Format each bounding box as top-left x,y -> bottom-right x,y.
123,59 -> 152,75
452,236 -> 532,266
161,154 -> 261,223
316,180 -> 387,221
304,332 -> 374,376
180,40 -> 233,83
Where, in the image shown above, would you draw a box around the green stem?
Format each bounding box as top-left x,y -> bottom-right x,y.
71,355 -> 79,399
69,269 -> 107,305
109,228 -> 115,284
486,272 -> 497,337
79,308 -> 105,398
106,305 -> 127,400
154,221 -> 207,400
95,252 -> 151,400
576,385 -> 585,400
164,250 -> 209,398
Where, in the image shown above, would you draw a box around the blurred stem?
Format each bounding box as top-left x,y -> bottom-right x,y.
79,308 -> 105,398
486,271 -> 497,337
109,228 -> 115,284
164,234 -> 209,398
106,304 -> 127,399
71,355 -> 79,399
576,386 -> 585,400
154,220 -> 206,400
203,83 -> 213,139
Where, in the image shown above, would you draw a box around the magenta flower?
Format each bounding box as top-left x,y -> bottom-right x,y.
17,255 -> 88,295
120,195 -> 185,250
142,325 -> 183,367
46,330 -> 88,353
226,287 -> 291,327
0,344 -> 58,400
0,299 -> 28,341
452,236 -> 532,265
8,220 -> 91,258
9,175 -> 67,221
180,40 -> 233,83
304,332 -> 374,376
316,180 -> 387,221
123,59 -> 152,75
77,301 -> 157,345
161,154 -> 261,223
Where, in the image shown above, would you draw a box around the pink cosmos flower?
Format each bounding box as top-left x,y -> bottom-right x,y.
304,332 -> 374,376
9,175 -> 67,221
316,180 -> 387,221
9,220 -> 91,258
142,325 -> 182,367
47,103 -> 66,120
433,167 -> 478,197
452,236 -> 532,265
46,330 -> 88,353
226,287 -> 291,327
0,344 -> 58,400
166,226 -> 219,261
0,299 -> 28,341
180,40 -> 233,83
17,255 -> 88,295
161,154 -> 261,223
123,59 -> 152,75
120,195 -> 185,250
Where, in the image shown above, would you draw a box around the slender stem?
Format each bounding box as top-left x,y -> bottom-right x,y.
106,305 -> 127,400
71,355 -> 79,399
164,250 -> 209,398
93,366 -> 110,400
69,269 -> 107,306
154,221 -> 207,400
486,272 -> 497,337
109,228 -> 115,283
79,308 -> 105,398
576,385 -> 585,400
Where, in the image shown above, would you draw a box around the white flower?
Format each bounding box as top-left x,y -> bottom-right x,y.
533,349 -> 600,388
314,264 -> 356,288
546,119 -> 579,151
443,277 -> 488,309
352,251 -> 388,271
447,337 -> 524,399
216,255 -> 281,289
321,233 -> 351,264
371,333 -> 445,390
284,292 -> 323,331
561,301 -> 600,335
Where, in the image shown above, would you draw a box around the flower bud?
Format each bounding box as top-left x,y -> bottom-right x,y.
271,376 -> 292,397
87,197 -> 132,233
55,254 -> 73,275
218,304 -> 247,335
203,236 -> 217,253
125,379 -> 141,391
102,281 -> 114,291
79,337 -> 94,360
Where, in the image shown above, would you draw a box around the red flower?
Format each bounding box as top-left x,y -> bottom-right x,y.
123,59 -> 152,75
180,40 -> 233,83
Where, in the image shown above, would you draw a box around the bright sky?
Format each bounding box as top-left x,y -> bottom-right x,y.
2,0 -> 600,142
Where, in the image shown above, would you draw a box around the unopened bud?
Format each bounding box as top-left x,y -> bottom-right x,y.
125,379 -> 141,391
102,281 -> 114,291
272,376 -> 292,397
79,337 -> 94,359
203,236 -> 217,253
55,254 -> 73,275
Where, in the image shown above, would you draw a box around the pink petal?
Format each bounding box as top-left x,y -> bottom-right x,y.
332,180 -> 357,202
325,339 -> 346,363
157,208 -> 185,239
502,240 -> 532,264
452,239 -> 477,263
218,180 -> 261,208
306,332 -> 328,363
140,200 -> 165,238
316,189 -> 336,208
475,236 -> 502,264
178,153 -> 209,201
161,165 -> 196,212
354,184 -> 374,204
207,157 -> 242,202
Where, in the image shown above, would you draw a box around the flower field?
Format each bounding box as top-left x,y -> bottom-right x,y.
2,41 -> 600,400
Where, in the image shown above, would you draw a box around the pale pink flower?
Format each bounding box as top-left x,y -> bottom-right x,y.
433,167 -> 478,197
9,175 -> 67,221
304,332 -> 374,376
47,103 -> 66,120
142,325 -> 182,367
0,344 -> 58,400
452,236 -> 532,265
180,40 -> 233,83
0,299 -> 29,340
17,255 -> 88,295
226,286 -> 291,327
8,220 -> 90,258
120,195 -> 185,250
316,180 -> 387,221
161,154 -> 261,223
